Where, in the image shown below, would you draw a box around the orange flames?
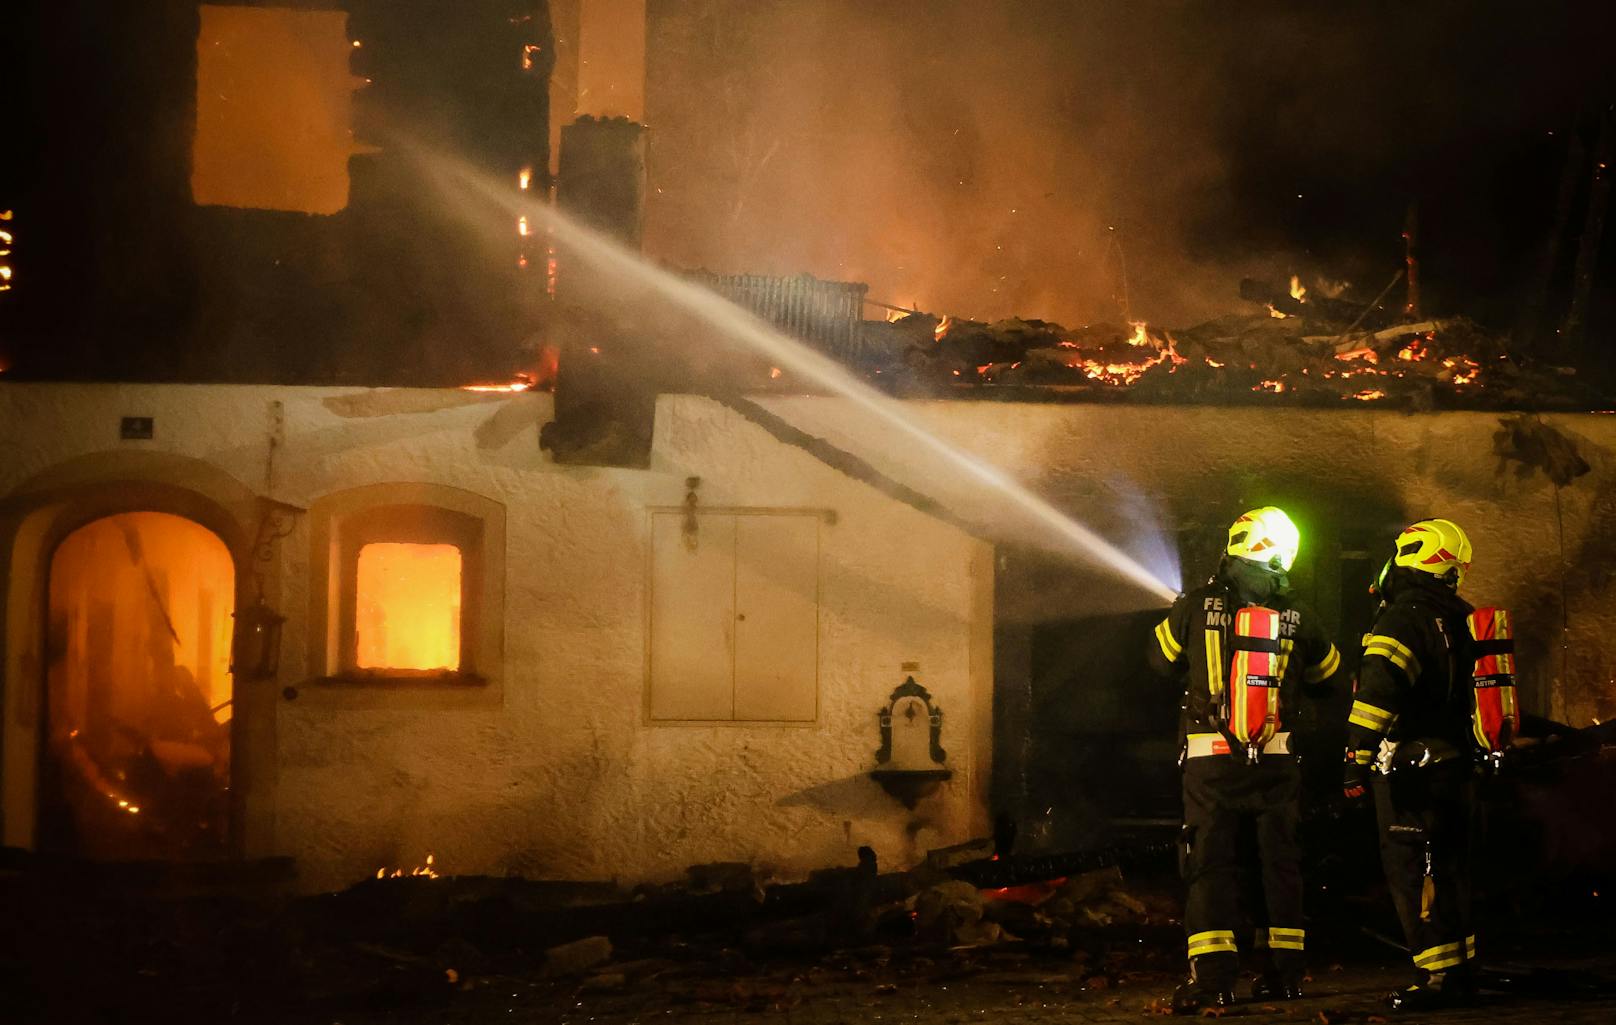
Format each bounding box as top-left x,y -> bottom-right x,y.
461,379 -> 533,393
518,167 -> 533,191
1443,356 -> 1480,385
1335,347 -> 1380,364
355,543 -> 462,672
376,854 -> 438,880
934,314 -> 953,341
1060,321 -> 1187,385
1397,332 -> 1435,362
0,212 -> 12,292
1289,275 -> 1307,303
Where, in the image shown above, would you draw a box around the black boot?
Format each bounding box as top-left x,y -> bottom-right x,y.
1250,973 -> 1304,1001
1386,966 -> 1474,1011
1171,966 -> 1236,1015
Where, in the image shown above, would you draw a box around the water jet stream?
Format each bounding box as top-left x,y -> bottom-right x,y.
412,148 -> 1179,603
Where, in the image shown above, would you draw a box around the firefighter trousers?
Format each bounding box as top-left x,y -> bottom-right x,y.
1372,761 -> 1477,980
1180,755 -> 1305,981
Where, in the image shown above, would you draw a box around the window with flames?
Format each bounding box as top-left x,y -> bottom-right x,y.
309,489 -> 504,687
355,542 -> 463,672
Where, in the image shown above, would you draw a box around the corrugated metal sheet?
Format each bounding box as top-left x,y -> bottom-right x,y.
687,272 -> 870,361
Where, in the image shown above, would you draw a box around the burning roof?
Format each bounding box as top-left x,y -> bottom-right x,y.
855,276 -> 1599,410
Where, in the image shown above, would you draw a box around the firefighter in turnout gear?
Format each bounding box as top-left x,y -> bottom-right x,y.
1149,508 -> 1343,1013
1344,518 -> 1501,1011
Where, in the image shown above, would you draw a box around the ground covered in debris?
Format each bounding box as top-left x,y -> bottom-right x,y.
394,954 -> 1616,1025
4,844 -> 1615,1025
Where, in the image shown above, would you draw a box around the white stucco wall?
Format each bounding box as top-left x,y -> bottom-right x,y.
754,399 -> 1616,728
9,384 -> 1611,887
0,384 -> 994,891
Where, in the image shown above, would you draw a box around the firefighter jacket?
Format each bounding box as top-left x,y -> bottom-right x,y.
1148,574 -> 1342,746
1346,574 -> 1477,766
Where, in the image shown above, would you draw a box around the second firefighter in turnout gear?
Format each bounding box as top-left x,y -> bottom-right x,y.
1344,518 -> 1511,1011
1150,508 -> 1343,1013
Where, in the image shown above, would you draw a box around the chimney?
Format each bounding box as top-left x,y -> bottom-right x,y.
542,116 -> 656,466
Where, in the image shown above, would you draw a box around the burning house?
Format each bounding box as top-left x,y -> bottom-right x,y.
0,383 -> 994,889
3,0 -> 1616,913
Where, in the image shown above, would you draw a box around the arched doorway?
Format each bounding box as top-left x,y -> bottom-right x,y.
41,512 -> 236,860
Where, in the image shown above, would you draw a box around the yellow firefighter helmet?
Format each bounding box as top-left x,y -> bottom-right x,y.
1392,518 -> 1472,588
1226,507 -> 1301,572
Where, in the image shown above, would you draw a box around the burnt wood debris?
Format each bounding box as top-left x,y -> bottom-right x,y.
6,717 -> 1615,1023
850,274 -> 1599,410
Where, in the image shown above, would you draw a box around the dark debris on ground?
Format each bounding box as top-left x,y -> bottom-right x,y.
3,839 -> 1615,1025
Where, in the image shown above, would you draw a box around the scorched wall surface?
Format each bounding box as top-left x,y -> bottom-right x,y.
0,384 -> 993,891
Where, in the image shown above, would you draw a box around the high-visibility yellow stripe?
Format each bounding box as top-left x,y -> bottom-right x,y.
1349,700 -> 1396,732
1268,927 -> 1305,951
1232,649 -> 1250,739
1365,634 -> 1420,678
1413,941 -> 1464,969
1304,644 -> 1341,683
1364,644 -> 1418,678
1205,629 -> 1224,698
1351,748 -> 1374,765
1465,935 -> 1477,960
1187,930 -> 1238,956
1155,618 -> 1183,661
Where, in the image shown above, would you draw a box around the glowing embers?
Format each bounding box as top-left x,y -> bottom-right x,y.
355,543 -> 463,672
1057,320 -> 1186,386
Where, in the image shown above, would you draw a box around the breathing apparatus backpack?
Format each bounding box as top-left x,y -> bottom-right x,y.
1466,606 -> 1517,769
1214,606 -> 1289,763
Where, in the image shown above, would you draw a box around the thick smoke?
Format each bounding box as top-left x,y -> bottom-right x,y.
644,1 -> 1281,327
643,0 -> 1616,331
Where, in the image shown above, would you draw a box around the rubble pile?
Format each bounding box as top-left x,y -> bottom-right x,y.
860,279 -> 1598,409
